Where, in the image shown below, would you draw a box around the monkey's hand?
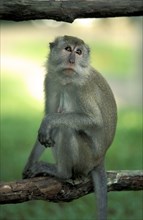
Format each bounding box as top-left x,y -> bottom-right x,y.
38,117 -> 55,148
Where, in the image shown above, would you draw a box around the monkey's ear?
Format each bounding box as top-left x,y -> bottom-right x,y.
49,42 -> 55,50
86,45 -> 90,54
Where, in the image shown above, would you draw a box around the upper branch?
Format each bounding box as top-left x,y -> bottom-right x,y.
0,0 -> 143,22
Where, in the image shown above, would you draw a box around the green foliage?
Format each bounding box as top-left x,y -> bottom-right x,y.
90,42 -> 135,78
106,108 -> 142,170
11,40 -> 48,62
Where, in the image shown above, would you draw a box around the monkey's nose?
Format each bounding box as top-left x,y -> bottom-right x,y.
69,53 -> 75,64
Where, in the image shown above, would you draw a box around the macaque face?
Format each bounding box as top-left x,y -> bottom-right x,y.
60,44 -> 85,76
48,36 -> 90,84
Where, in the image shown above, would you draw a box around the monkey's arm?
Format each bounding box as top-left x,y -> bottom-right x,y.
38,109 -> 103,147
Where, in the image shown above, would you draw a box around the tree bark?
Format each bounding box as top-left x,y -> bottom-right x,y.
0,170 -> 143,204
0,0 -> 143,22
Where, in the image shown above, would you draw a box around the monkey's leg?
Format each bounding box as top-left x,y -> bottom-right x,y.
92,162 -> 107,220
22,139 -> 46,179
54,127 -> 75,179
25,128 -> 76,179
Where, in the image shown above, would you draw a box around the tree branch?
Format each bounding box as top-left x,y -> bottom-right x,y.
0,0 -> 143,22
0,171 -> 143,204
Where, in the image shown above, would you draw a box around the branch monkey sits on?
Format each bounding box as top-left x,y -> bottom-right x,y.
23,35 -> 117,220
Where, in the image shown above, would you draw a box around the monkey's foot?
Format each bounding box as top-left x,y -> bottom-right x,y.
66,176 -> 89,185
22,163 -> 34,179
23,161 -> 57,178
22,169 -> 33,179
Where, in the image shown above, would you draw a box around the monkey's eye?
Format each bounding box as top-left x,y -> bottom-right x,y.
65,46 -> 72,52
76,49 -> 82,55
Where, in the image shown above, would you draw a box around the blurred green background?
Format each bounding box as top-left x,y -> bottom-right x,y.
0,17 -> 142,220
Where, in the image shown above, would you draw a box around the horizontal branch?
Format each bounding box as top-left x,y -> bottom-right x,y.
0,171 -> 142,204
0,0 -> 143,22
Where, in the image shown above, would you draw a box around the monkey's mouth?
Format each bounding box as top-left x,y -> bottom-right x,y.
63,68 -> 76,76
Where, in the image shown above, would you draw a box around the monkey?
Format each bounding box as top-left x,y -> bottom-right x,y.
22,35 -> 117,220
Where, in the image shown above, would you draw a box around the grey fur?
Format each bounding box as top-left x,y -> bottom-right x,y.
23,36 -> 117,220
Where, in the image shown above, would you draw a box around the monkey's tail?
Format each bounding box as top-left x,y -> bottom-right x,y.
91,162 -> 107,220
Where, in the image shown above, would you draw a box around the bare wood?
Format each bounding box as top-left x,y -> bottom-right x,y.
0,0 -> 143,22
0,170 -> 142,204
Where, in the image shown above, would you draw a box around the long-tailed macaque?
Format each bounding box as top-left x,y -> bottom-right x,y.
23,35 -> 117,220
